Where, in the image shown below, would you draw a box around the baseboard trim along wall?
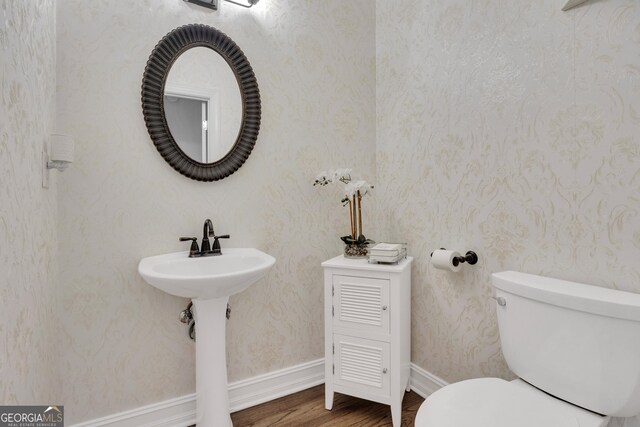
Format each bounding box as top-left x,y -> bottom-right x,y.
227,358 -> 325,413
408,362 -> 449,399
70,360 -> 443,427
68,393 -> 198,427
69,358 -> 325,427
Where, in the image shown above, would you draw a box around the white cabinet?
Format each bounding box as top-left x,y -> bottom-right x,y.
322,255 -> 413,427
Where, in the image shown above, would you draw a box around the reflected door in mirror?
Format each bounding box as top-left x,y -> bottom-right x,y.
164,47 -> 242,164
164,95 -> 208,162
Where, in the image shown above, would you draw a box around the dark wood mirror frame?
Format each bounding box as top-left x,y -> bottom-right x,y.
141,24 -> 261,181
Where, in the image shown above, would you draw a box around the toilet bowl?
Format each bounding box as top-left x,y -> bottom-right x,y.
415,378 -> 608,427
415,271 -> 640,427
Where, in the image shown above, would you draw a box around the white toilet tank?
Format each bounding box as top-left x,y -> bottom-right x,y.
492,271 -> 640,417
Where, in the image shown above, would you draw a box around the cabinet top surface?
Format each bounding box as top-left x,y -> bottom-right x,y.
321,255 -> 413,273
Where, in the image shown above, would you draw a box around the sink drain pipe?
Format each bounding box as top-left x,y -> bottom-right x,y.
180,301 -> 231,341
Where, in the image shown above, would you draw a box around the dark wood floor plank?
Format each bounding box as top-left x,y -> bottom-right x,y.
231,385 -> 425,427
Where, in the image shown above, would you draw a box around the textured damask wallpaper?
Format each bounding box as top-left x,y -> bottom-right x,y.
0,0 -> 60,405
375,1 -> 640,425
56,0 -> 375,423
4,0 -> 638,424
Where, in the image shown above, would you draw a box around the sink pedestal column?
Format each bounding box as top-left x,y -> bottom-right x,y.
192,297 -> 232,427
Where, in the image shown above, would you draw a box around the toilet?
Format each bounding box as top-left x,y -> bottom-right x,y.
415,271 -> 640,427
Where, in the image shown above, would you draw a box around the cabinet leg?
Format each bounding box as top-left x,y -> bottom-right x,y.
406,377 -> 412,392
391,400 -> 402,427
325,386 -> 334,410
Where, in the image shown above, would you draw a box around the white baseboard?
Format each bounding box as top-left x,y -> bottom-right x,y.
70,359 -> 443,427
409,362 -> 448,399
228,358 -> 324,412
69,393 -> 197,427
70,358 -> 324,427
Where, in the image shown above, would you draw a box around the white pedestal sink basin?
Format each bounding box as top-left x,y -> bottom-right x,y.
138,248 -> 276,427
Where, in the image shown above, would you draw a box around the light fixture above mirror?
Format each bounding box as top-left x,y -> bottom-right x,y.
183,0 -> 260,10
562,0 -> 590,10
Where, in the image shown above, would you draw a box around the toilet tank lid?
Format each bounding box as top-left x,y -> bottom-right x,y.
492,271 -> 640,322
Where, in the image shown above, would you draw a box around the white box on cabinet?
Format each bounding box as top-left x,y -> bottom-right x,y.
322,255 -> 413,427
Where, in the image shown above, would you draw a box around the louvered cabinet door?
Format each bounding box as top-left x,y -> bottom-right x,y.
334,334 -> 390,398
333,275 -> 390,334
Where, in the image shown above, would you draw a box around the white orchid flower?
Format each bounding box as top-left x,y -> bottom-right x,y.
314,170 -> 332,186
314,168 -> 373,244
316,171 -> 329,181
332,168 -> 352,182
314,168 -> 354,186
344,180 -> 371,198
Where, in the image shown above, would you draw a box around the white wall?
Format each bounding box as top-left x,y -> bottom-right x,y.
0,0 -> 60,404
55,0 -> 376,423
375,0 -> 640,425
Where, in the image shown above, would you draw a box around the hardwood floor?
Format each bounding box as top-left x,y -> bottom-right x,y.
230,385 -> 425,427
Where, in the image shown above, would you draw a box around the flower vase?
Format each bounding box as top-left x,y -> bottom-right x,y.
344,242 -> 369,259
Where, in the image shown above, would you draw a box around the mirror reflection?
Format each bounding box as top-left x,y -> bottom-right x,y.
164,47 -> 242,164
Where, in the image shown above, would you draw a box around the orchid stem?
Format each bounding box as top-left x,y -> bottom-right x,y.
352,195 -> 357,239
357,191 -> 363,238
348,199 -> 355,239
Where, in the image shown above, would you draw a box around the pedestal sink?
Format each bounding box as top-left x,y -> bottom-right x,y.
138,248 -> 276,427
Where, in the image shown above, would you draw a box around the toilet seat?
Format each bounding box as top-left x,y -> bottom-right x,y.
415,378 -> 608,427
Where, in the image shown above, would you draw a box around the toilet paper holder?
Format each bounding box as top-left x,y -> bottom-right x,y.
430,248 -> 479,267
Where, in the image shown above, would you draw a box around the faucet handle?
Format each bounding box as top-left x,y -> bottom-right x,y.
179,237 -> 200,256
211,234 -> 230,254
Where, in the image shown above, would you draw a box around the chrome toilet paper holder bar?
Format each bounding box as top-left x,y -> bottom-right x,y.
430,248 -> 479,267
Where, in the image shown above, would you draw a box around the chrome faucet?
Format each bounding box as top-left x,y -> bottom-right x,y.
180,219 -> 230,257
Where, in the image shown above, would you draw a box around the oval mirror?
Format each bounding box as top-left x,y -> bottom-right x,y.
142,24 -> 261,181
